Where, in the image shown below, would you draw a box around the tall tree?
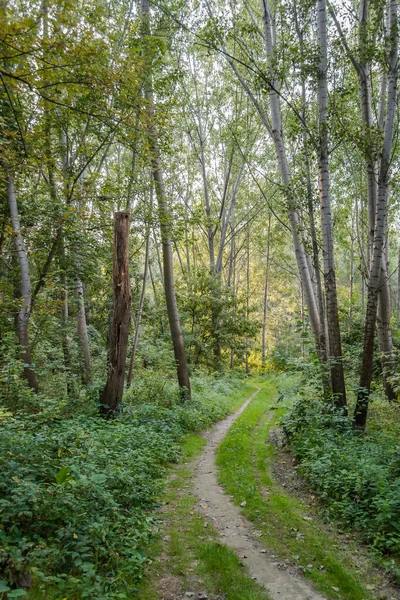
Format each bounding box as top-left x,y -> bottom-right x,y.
316,0 -> 346,407
141,0 -> 191,399
355,0 -> 398,428
7,175 -> 39,392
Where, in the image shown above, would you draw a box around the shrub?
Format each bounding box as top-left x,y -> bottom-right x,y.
282,392 -> 400,558
0,373 -> 245,598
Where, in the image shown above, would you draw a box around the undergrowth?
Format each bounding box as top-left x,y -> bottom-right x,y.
0,372 -> 246,599
282,373 -> 400,578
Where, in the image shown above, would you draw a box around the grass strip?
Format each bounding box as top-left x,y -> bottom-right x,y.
137,384 -> 272,600
216,377 -> 378,600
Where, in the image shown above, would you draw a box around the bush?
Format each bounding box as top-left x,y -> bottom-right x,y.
0,373 -> 245,599
282,391 -> 400,558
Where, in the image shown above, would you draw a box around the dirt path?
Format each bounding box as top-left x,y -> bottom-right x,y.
193,387 -> 326,600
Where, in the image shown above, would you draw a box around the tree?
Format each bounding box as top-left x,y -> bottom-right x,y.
141,0 -> 191,399
100,212 -> 131,414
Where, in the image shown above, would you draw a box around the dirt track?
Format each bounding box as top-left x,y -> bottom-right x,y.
193,387 -> 326,600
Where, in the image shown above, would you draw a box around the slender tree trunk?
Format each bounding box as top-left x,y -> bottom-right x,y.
397,246 -> 400,321
357,0 -> 396,400
355,0 -> 398,428
294,0 -> 328,368
301,282 -> 306,358
199,129 -> 215,273
100,212 -> 131,414
76,278 -> 92,385
59,241 -> 72,394
245,225 -> 250,374
316,0 -> 346,408
184,197 -> 192,282
377,266 -> 396,400
261,0 -> 322,357
261,214 -> 271,366
141,0 -> 190,399
7,175 -> 38,392
350,207 -> 355,324
215,164 -> 244,275
149,261 -> 165,335
127,232 -> 150,386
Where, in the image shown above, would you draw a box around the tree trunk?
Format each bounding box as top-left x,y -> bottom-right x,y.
261,214 -> 271,366
377,266 -> 396,400
141,0 -> 191,399
316,0 -> 347,408
397,246 -> 400,321
357,0 -> 396,400
349,206 -> 355,323
355,0 -> 398,428
7,174 -> 38,392
100,212 -> 131,414
245,225 -> 250,374
127,232 -> 150,386
76,277 -> 92,385
261,0 -> 322,357
294,0 -> 328,369
301,282 -> 306,358
59,241 -> 72,394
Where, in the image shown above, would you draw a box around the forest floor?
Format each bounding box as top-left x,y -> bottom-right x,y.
137,378 -> 400,600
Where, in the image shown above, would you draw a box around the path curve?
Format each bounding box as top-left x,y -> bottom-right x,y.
193,387 -> 326,600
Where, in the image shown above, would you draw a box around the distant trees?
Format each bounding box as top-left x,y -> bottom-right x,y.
1,0 -> 399,428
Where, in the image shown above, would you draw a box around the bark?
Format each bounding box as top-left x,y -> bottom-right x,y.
397,246 -> 400,321
316,0 -> 347,408
141,0 -> 191,400
294,0 -> 327,364
245,225 -> 250,374
215,163 -> 244,275
7,175 -> 38,392
261,0 -> 322,357
59,240 -> 72,394
199,117 -> 216,273
127,232 -> 150,386
100,212 -> 131,414
349,206 -> 355,323
261,214 -> 271,366
184,197 -> 192,282
76,277 -> 92,385
228,210 -> 236,369
301,282 -> 306,358
359,0 -> 396,399
377,266 -> 396,400
149,261 -> 165,335
355,0 -> 398,428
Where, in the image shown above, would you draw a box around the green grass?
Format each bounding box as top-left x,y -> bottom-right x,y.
137,384 -> 272,600
3,373 -> 251,600
216,377 -> 379,600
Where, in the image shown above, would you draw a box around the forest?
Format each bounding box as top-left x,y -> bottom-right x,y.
2,0 -> 400,598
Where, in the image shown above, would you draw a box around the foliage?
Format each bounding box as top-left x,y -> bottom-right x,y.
282,377 -> 400,564
215,378 -> 374,600
0,373 -> 245,599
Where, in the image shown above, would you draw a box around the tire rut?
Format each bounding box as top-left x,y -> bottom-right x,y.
193,387 -> 326,600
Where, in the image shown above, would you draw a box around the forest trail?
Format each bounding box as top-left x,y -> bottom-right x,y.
193,386 -> 326,600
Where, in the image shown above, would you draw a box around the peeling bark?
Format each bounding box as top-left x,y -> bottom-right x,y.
100,212 -> 131,414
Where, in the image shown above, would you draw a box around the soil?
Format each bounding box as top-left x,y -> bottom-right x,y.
193,387 -> 326,600
271,439 -> 400,600
154,387 -> 400,600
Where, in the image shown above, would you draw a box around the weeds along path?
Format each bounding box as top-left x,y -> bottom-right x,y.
193,385 -> 326,600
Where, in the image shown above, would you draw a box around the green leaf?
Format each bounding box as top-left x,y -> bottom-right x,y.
0,581 -> 11,593
56,466 -> 72,485
90,474 -> 107,484
7,589 -> 28,598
